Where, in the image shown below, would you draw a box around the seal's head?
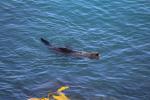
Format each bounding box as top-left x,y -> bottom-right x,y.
88,52 -> 99,59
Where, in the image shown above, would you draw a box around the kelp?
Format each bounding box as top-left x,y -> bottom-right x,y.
28,86 -> 70,100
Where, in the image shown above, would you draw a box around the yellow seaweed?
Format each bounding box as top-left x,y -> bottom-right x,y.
28,86 -> 70,100
57,86 -> 69,92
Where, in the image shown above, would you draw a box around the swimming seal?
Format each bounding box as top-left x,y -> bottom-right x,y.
40,38 -> 99,59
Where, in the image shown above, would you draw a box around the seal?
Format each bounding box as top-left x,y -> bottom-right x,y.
40,38 -> 99,59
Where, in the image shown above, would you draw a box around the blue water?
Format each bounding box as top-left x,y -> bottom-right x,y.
0,0 -> 150,100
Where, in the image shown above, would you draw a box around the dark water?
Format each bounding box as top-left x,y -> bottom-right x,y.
0,0 -> 150,100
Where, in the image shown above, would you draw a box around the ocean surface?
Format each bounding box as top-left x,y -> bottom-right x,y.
0,0 -> 150,100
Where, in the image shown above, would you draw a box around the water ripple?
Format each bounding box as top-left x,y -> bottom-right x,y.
0,0 -> 150,100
